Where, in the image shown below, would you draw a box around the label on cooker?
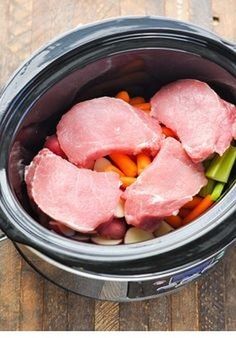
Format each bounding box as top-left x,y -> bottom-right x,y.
127,250 -> 225,299
153,250 -> 225,294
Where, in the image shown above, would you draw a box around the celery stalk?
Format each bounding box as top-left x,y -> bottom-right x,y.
199,178 -> 215,197
206,146 -> 236,183
211,182 -> 225,201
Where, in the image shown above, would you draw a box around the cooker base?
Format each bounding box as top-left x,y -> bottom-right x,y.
15,243 -> 229,301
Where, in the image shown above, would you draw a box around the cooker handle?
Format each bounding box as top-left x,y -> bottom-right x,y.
222,39 -> 236,51
0,229 -> 7,243
0,212 -> 29,245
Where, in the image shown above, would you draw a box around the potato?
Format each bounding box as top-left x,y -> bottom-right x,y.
91,235 -> 122,245
124,227 -> 154,244
97,219 -> 127,239
93,157 -> 111,172
44,135 -> 66,158
114,199 -> 125,218
154,221 -> 174,237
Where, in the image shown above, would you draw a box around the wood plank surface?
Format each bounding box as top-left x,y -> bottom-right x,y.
198,262 -> 226,331
0,0 -> 235,331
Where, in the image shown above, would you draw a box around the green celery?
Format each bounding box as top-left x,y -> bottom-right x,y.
211,182 -> 225,201
206,145 -> 236,183
199,178 -> 215,197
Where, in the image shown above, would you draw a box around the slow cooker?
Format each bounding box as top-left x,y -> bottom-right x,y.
0,17 -> 235,301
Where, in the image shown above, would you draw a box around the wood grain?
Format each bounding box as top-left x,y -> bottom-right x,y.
165,0 -> 189,21
198,261 -> 226,330
171,283 -> 199,330
148,296 -> 171,331
95,301 -> 119,331
67,294 -> 95,331
19,260 -> 44,330
224,248 -> 236,331
0,242 -> 22,330
120,301 -> 149,331
42,282 -> 68,331
212,0 -> 236,41
189,0 -> 213,29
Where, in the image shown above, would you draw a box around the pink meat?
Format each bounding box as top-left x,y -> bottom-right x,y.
57,97 -> 163,168
151,79 -> 236,162
25,149 -> 121,232
123,138 -> 207,228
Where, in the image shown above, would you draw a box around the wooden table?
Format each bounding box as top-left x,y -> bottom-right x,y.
0,0 -> 235,331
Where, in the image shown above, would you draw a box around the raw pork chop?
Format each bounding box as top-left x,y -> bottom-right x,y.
123,138 -> 207,229
57,97 -> 162,168
25,149 -> 121,232
151,79 -> 236,162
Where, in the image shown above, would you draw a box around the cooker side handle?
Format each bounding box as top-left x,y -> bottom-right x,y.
222,39 -> 236,52
0,229 -> 7,242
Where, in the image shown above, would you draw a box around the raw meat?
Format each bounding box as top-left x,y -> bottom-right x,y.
151,79 -> 236,162
123,138 -> 207,228
57,97 -> 162,168
25,149 -> 121,232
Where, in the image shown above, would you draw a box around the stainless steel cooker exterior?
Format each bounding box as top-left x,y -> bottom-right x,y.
13,242 -> 229,301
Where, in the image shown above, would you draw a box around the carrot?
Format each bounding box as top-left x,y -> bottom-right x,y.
109,153 -> 138,177
94,158 -> 124,176
178,208 -> 191,218
120,176 -> 136,188
133,102 -> 151,111
105,164 -> 124,176
115,90 -> 130,103
161,126 -> 177,138
182,195 -> 214,225
164,215 -> 182,229
130,96 -> 145,105
183,196 -> 203,209
137,153 -> 152,175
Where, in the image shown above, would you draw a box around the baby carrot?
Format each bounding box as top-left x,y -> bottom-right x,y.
161,126 -> 177,138
109,153 -> 138,177
120,176 -> 136,188
183,196 -> 203,209
182,195 -> 214,225
164,215 -> 182,229
94,158 -> 124,176
178,208 -> 191,218
137,153 -> 152,175
133,102 -> 151,111
130,96 -> 145,105
105,164 -> 124,176
115,90 -> 130,103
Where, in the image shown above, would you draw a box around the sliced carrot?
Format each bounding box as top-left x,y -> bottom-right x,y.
161,126 -> 177,138
130,96 -> 145,105
182,195 -> 214,225
115,90 -> 130,103
133,102 -> 151,111
137,153 -> 152,175
120,176 -> 136,188
164,215 -> 182,229
178,208 -> 190,218
183,196 -> 203,209
105,164 -> 124,176
109,153 -> 138,177
94,158 -> 124,176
